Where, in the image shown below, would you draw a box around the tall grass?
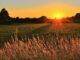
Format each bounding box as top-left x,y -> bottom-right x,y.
0,32 -> 80,60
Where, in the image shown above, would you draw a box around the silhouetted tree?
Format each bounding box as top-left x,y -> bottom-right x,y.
75,13 -> 80,17
38,16 -> 47,23
0,8 -> 10,24
1,8 -> 80,24
73,13 -> 80,23
0,8 -> 49,24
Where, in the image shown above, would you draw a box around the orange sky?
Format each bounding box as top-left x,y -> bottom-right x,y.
8,4 -> 80,18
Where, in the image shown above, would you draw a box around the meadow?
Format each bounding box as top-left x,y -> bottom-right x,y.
0,23 -> 80,60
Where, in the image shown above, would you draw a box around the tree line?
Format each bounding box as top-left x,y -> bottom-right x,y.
0,8 -> 80,25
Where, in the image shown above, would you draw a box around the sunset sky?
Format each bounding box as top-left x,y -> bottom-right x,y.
0,0 -> 80,18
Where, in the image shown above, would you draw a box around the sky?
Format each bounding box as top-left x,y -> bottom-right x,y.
0,0 -> 80,18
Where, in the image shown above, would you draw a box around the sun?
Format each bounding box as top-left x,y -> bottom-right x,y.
52,12 -> 64,19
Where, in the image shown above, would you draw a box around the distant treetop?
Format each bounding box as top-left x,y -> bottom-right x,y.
0,8 -> 9,17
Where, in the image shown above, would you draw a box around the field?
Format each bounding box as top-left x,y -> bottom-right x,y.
0,23 -> 80,60
0,23 -> 48,46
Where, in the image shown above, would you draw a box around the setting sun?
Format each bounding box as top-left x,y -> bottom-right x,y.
52,12 -> 64,19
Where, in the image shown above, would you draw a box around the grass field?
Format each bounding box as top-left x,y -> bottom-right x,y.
0,23 -> 80,60
0,23 -> 48,45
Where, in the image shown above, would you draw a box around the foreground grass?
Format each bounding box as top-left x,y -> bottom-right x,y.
0,23 -> 80,60
0,32 -> 80,60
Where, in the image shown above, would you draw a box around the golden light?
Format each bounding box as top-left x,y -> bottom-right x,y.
52,11 -> 64,19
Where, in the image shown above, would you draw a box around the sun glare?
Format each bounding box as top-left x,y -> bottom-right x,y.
52,12 -> 64,19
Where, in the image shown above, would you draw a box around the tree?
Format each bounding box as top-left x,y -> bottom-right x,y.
73,13 -> 80,23
0,8 -> 9,19
75,13 -> 80,18
38,16 -> 47,23
0,8 -> 10,24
